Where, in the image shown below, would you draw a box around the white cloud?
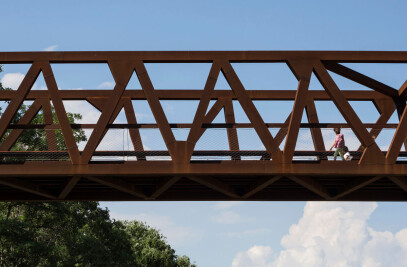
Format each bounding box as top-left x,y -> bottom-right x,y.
212,201 -> 243,210
1,72 -> 47,90
232,202 -> 407,267
43,45 -> 58,51
109,212 -> 203,246
97,81 -> 115,89
63,100 -> 101,124
232,246 -> 274,267
1,72 -> 25,89
213,210 -> 242,224
212,201 -> 246,224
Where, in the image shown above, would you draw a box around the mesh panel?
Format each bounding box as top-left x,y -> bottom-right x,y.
0,126 -> 404,162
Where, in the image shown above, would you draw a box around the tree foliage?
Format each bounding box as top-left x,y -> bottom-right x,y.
0,202 -> 195,267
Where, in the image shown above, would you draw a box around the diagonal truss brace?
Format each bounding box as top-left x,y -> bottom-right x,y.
187,176 -> 240,199
287,175 -> 332,200
86,176 -> 146,199
0,177 -> 56,199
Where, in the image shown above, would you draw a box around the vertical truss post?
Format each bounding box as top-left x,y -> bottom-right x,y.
223,99 -> 240,160
40,98 -> 58,151
305,100 -> 326,159
283,60 -> 313,162
387,104 -> 407,163
187,61 -> 222,161
123,98 -> 145,160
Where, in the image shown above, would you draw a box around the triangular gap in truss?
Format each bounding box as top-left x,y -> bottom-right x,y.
232,100 -> 250,123
125,71 -> 142,90
10,100 -> 35,122
194,114 -> 229,151
159,100 -> 199,141
50,63 -> 115,90
381,110 -> 407,153
126,101 -> 169,156
0,101 -> 9,119
294,112 -> 316,152
236,128 -> 264,159
214,71 -> 232,90
0,100 -> 39,151
206,100 -> 217,115
211,106 -> 226,123
8,101 -> 48,153
94,102 -> 155,157
374,128 -> 396,152
138,128 -> 168,154
61,100 -> 101,151
131,100 -> 156,123
327,70 -> 376,91
112,107 -> 127,124
63,100 -> 102,124
234,99 -> 293,150
144,63 -> 212,90
277,135 -> 287,150
349,101 -> 381,123
76,129 -> 93,151
308,73 -> 326,91
0,64 -> 32,90
231,62 -> 299,90
340,63 -> 407,90
191,108 -> 226,157
314,101 -> 361,152
31,70 -> 47,90
95,128 -> 130,151
253,100 -> 294,137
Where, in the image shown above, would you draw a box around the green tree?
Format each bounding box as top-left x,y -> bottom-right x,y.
124,221 -> 195,267
0,202 -> 196,267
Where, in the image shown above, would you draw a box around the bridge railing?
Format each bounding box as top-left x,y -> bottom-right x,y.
0,125 -> 403,162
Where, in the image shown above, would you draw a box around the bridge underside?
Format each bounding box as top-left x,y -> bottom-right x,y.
1,161 -> 407,201
1,51 -> 407,201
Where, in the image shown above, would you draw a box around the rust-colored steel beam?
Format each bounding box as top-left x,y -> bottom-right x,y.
0,51 -> 406,201
2,51 -> 407,63
0,89 -> 392,101
58,176 -> 81,199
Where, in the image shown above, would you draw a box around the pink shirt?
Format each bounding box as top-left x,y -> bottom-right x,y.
334,133 -> 344,148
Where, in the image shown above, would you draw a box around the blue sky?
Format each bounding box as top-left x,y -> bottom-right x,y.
2,0 -> 407,266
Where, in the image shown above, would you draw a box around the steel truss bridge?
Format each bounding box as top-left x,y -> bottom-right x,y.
0,51 -> 407,201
